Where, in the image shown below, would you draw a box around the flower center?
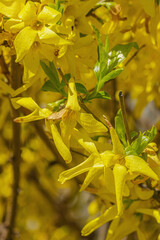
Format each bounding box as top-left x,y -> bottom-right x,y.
54,49 -> 59,57
32,20 -> 44,30
32,41 -> 40,50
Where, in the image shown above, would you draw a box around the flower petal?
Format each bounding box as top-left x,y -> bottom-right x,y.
38,27 -> 71,45
66,78 -> 81,111
100,151 -> 114,167
4,19 -> 24,33
110,127 -> 125,156
16,97 -> 40,111
113,164 -> 127,215
14,109 -> 44,123
0,0 -> 25,18
22,46 -> 40,79
58,153 -> 97,183
81,205 -> 117,236
106,217 -> 120,240
136,208 -> 160,224
77,0 -> 99,17
134,185 -> 154,200
72,128 -> 98,154
51,123 -> 72,163
38,6 -> 61,25
80,161 -> 104,191
18,0 -> 37,22
60,111 -> 77,147
14,27 -> 37,62
125,155 -> 159,181
108,215 -> 139,240
136,228 -> 146,240
78,112 -> 107,133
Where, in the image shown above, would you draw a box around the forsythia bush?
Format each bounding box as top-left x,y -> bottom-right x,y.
0,0 -> 160,239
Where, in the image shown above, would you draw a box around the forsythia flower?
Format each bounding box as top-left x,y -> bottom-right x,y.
59,117 -> 159,218
13,79 -> 107,163
1,1 -> 72,82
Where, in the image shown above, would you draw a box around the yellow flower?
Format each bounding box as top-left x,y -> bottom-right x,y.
3,1 -> 71,81
13,79 -> 107,163
49,78 -> 107,163
13,97 -> 52,123
0,0 -> 25,18
63,0 -> 99,35
59,118 -> 158,216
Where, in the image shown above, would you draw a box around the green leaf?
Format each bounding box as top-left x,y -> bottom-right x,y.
42,81 -> 58,92
130,131 -> 138,139
115,109 -> 127,147
47,99 -> 65,112
131,126 -> 157,155
93,26 -> 107,63
93,26 -> 108,80
40,61 -> 59,90
96,2 -> 116,10
64,73 -> 71,82
55,0 -> 60,10
41,61 -> 67,96
108,42 -> 139,72
88,91 -> 111,100
49,61 -> 59,82
75,83 -> 89,95
145,125 -> 157,141
125,145 -> 138,156
94,61 -> 101,81
97,68 -> 123,91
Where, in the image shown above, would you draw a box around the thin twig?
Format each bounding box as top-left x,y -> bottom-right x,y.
57,67 -> 69,87
125,44 -> 145,66
0,55 -> 22,240
0,53 -> 10,83
119,91 -> 131,144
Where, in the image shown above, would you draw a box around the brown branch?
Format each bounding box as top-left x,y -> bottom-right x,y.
0,53 -> 10,83
57,67 -> 69,87
124,44 -> 145,67
0,55 -> 22,240
119,91 -> 131,144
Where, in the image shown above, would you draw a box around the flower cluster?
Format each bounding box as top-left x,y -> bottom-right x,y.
0,0 -> 160,240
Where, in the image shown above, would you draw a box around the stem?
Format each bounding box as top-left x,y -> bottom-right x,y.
118,91 -> 131,144
0,56 -> 22,240
0,53 -> 10,83
57,67 -> 69,87
125,44 -> 145,67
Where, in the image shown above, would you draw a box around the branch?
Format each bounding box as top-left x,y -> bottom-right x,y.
0,55 -> 22,240
124,44 -> 145,67
119,91 -> 131,144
